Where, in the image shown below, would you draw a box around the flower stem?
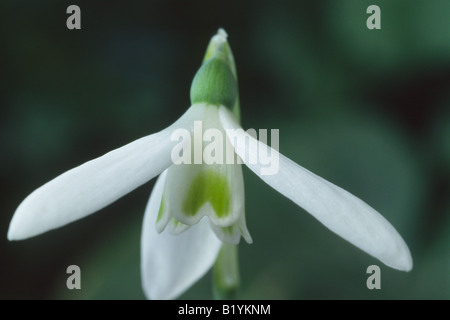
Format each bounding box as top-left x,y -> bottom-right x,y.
212,243 -> 240,299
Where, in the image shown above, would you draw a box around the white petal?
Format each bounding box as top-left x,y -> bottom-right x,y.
8,104 -> 208,240
141,170 -> 222,300
237,209 -> 253,244
219,106 -> 413,271
209,208 -> 253,245
209,220 -> 242,245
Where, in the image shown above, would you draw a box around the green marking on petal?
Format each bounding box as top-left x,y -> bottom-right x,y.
167,217 -> 190,235
156,195 -> 165,222
171,218 -> 182,228
182,170 -> 230,218
222,226 -> 234,235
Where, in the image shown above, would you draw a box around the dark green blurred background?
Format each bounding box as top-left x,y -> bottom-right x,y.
1,0 -> 449,299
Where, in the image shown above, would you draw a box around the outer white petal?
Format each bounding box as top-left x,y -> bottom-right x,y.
219,106 -> 413,272
8,104 -> 208,241
141,169 -> 222,300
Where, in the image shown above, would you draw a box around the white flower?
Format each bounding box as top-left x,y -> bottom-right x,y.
7,29 -> 412,300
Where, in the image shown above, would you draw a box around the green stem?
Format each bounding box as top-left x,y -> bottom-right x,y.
212,244 -> 240,299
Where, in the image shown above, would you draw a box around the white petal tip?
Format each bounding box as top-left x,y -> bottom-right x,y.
7,225 -> 34,241
390,263 -> 413,272
6,229 -> 16,241
6,205 -> 46,241
387,253 -> 413,272
376,236 -> 413,272
7,217 -> 26,241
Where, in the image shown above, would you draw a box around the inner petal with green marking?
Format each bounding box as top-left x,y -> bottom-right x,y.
165,161 -> 243,228
182,170 -> 230,218
156,106 -> 252,245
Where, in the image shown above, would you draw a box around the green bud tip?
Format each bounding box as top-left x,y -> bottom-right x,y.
190,29 -> 239,111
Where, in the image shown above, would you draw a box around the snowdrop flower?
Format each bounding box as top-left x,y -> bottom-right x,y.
8,29 -> 412,300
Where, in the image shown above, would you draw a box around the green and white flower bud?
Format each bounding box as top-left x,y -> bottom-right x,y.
190,29 -> 240,118
190,59 -> 237,110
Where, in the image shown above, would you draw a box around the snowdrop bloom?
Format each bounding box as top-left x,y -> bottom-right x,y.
8,29 -> 412,300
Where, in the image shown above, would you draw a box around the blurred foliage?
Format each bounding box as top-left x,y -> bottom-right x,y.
0,0 -> 449,299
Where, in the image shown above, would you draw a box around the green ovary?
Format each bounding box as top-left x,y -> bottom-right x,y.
182,170 -> 230,218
